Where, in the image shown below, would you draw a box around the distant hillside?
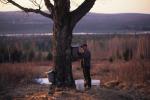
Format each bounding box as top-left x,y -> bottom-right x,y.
0,11 -> 150,34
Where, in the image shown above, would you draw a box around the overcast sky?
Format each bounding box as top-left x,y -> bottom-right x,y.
0,0 -> 150,14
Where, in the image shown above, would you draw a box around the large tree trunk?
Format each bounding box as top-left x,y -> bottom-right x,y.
53,19 -> 74,87
51,0 -> 96,88
52,1 -> 75,87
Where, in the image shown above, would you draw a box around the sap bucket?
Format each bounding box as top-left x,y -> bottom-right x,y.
75,79 -> 85,91
46,69 -> 55,84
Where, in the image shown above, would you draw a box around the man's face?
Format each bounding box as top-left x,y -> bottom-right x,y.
83,46 -> 87,50
79,47 -> 84,53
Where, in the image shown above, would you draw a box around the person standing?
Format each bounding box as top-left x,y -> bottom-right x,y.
80,44 -> 91,89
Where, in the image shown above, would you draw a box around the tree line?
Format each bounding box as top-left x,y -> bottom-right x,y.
0,36 -> 52,63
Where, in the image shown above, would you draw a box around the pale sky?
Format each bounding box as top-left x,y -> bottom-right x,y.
0,0 -> 150,14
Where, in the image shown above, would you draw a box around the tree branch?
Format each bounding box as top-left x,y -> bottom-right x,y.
7,0 -> 52,19
29,0 -> 43,10
44,0 -> 54,14
71,0 -> 96,27
0,0 -> 9,4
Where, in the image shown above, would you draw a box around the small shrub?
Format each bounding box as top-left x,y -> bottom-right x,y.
123,48 -> 132,61
140,54 -> 144,59
76,67 -> 81,71
47,51 -> 53,61
29,50 -> 35,61
109,57 -> 113,62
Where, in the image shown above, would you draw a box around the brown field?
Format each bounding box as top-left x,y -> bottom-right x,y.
0,62 -> 51,91
0,60 -> 150,99
74,60 -> 150,86
1,60 -> 149,89
0,60 -> 150,94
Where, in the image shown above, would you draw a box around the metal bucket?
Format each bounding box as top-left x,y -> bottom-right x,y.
47,69 -> 55,84
75,79 -> 85,91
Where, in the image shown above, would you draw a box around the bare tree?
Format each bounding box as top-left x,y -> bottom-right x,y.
0,0 -> 96,87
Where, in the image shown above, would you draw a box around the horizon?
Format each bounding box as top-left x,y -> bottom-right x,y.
1,10 -> 150,15
0,0 -> 150,14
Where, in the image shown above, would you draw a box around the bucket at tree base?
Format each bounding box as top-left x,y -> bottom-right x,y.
75,79 -> 85,91
75,79 -> 100,91
35,78 -> 100,91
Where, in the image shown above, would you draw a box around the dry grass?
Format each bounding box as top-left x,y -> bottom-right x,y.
72,59 -> 150,88
0,60 -> 149,92
116,60 -> 150,83
0,62 -> 51,91
90,60 -> 150,87
87,35 -> 150,61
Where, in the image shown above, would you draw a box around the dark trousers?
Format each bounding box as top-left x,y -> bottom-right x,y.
48,84 -> 55,95
83,67 -> 91,88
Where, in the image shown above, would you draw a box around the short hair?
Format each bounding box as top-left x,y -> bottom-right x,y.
82,43 -> 87,47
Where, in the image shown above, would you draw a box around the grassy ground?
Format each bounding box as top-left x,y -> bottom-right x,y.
0,60 -> 150,100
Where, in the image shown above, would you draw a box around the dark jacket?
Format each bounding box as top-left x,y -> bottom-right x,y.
81,49 -> 91,69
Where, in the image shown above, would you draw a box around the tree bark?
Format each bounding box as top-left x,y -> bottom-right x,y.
52,0 -> 75,87
53,16 -> 74,87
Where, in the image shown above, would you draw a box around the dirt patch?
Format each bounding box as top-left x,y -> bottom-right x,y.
0,84 -> 149,100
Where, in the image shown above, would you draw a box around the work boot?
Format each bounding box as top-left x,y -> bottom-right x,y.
48,85 -> 55,96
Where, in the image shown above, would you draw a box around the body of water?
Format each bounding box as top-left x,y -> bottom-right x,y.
0,31 -> 150,37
